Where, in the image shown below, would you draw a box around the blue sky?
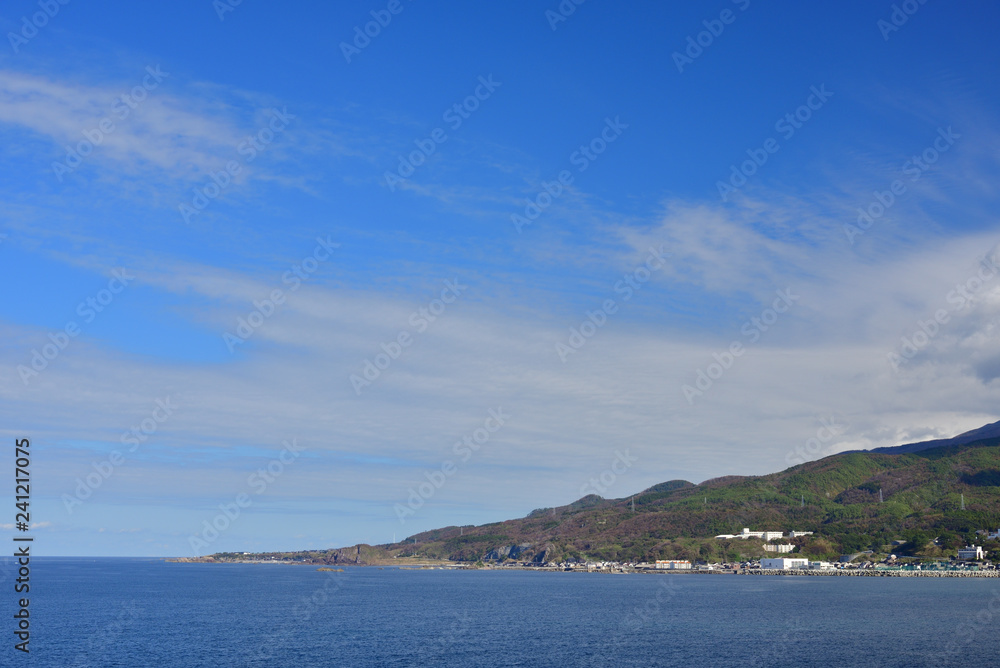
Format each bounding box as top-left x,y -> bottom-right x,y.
2,0 -> 1000,556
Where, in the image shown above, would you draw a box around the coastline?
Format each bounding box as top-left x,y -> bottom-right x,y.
165,558 -> 1000,577
738,568 -> 1000,577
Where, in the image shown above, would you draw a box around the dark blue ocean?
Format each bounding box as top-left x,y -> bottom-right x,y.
4,558 -> 1000,667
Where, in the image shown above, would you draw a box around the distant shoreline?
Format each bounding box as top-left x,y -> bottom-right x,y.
166,558 -> 1000,577
740,568 -> 999,577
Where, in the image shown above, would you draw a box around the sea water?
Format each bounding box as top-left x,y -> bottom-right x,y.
8,557 -> 1000,667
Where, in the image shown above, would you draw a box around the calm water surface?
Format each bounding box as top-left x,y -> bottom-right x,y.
6,557 -> 1000,666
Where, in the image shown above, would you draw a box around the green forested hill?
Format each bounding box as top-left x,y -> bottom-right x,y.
388,437 -> 1000,563
218,436 -> 1000,565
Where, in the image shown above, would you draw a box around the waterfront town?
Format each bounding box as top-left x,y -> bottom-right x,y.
533,527 -> 995,575
463,525 -> 997,576
486,538 -> 997,576
201,527 -> 999,577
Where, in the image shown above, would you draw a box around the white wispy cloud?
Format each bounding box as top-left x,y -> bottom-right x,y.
5,234 -> 1000,521
0,68 -> 244,178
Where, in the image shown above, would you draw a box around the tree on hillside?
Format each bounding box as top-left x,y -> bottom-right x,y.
898,529 -> 931,556
802,538 -> 835,557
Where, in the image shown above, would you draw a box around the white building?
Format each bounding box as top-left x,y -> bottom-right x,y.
716,528 -> 795,541
739,528 -> 765,539
716,528 -> 785,540
763,544 -> 795,553
788,531 -> 814,538
958,545 -> 987,561
808,561 -> 834,570
761,558 -> 809,570
655,560 -> 692,570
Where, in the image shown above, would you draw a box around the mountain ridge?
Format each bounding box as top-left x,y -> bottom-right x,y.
862,420 -> 1000,455
209,420 -> 1000,565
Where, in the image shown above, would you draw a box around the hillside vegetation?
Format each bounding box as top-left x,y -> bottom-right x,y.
217,436 -> 1000,565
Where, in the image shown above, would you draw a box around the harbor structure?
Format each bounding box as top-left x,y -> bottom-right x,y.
808,561 -> 835,570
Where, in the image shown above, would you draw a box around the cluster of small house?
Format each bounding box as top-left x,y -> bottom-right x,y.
508,554 -> 993,573
711,528 -> 990,563
554,560 -> 701,571
650,559 -> 835,571
760,558 -> 834,570
562,561 -> 694,571
974,528 -> 1000,540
